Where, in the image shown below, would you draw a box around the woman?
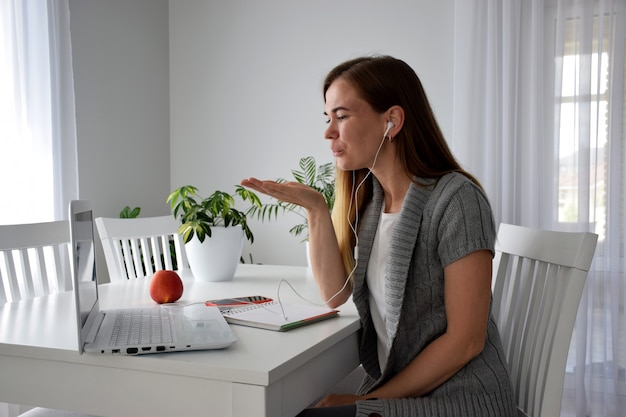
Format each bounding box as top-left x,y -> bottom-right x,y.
241,56 -> 516,417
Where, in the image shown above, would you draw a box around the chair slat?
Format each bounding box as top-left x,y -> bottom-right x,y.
130,239 -> 143,278
3,252 -> 20,301
18,248 -> 37,299
139,237 -> 154,275
0,268 -> 7,304
51,244 -> 72,292
120,240 -> 136,280
159,235 -> 172,270
33,246 -> 51,295
172,234 -> 185,271
109,237 -> 127,281
518,260 -> 547,411
528,263 -> 555,417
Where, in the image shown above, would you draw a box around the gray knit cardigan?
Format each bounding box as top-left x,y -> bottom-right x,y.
352,173 -> 517,417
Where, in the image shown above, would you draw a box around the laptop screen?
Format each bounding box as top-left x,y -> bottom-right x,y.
69,200 -> 99,352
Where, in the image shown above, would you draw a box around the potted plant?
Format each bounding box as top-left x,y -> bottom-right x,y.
250,155 -> 335,242
167,185 -> 262,281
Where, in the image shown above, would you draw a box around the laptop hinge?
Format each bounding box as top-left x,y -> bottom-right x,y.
85,311 -> 105,344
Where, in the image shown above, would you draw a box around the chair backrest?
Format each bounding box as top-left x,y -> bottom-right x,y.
94,215 -> 188,281
0,220 -> 72,304
491,223 -> 598,417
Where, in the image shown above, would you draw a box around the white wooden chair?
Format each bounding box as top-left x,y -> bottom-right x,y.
0,221 -> 95,417
491,223 -> 598,417
0,221 -> 72,304
94,215 -> 187,281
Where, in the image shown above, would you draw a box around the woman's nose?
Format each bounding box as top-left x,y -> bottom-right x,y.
324,122 -> 338,140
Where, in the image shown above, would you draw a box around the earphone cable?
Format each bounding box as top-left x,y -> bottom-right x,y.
275,128 -> 389,310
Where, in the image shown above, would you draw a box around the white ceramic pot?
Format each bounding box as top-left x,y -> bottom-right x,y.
184,225 -> 243,282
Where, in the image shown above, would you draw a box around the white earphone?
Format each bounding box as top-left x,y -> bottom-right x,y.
383,121 -> 395,138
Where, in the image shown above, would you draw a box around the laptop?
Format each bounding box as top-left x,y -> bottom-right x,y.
69,200 -> 237,355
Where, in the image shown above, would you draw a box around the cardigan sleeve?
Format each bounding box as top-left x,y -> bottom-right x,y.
434,179 -> 496,268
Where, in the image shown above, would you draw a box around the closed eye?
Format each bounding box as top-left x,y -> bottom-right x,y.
324,107 -> 350,124
325,115 -> 348,124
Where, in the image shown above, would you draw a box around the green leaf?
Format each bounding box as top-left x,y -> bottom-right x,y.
180,225 -> 194,244
119,206 -> 141,218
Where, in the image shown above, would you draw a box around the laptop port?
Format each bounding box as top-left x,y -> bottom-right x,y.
156,346 -> 165,352
126,347 -> 138,354
142,347 -> 151,351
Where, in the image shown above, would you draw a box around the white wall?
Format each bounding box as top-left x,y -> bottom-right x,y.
169,0 -> 455,265
70,0 -> 170,217
69,0 -> 170,281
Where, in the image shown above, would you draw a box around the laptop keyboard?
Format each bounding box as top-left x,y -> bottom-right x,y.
109,308 -> 174,346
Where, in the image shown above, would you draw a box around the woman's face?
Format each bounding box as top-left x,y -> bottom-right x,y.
324,79 -> 388,172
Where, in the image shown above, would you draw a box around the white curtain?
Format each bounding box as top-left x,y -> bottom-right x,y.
452,0 -> 625,416
0,0 -> 78,225
0,1 -> 77,416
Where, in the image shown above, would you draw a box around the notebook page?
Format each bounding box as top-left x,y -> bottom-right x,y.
221,301 -> 338,331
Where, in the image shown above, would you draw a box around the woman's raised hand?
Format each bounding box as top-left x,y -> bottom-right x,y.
240,178 -> 327,212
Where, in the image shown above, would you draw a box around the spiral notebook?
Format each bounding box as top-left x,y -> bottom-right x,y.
220,300 -> 339,331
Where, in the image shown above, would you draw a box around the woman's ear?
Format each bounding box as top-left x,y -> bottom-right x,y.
387,105 -> 405,137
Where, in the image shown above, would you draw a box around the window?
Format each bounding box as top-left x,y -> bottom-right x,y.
0,1 -> 77,225
557,16 -> 612,243
0,2 -> 53,223
555,11 -> 626,390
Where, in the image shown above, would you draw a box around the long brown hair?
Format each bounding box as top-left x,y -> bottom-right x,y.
324,56 -> 481,275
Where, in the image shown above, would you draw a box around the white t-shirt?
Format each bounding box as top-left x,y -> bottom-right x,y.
365,210 -> 399,373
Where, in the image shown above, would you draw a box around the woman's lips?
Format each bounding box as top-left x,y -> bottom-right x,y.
331,147 -> 344,157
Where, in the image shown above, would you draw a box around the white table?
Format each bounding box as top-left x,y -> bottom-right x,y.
0,265 -> 360,417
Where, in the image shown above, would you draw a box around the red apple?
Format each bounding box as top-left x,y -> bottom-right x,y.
149,270 -> 183,304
